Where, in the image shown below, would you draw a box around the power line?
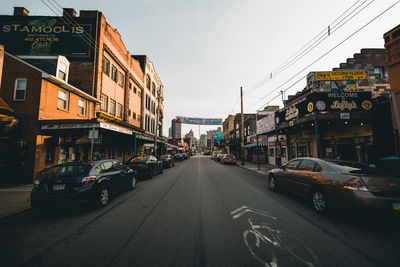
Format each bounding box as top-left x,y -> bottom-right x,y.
253,0 -> 400,111
243,0 -> 373,96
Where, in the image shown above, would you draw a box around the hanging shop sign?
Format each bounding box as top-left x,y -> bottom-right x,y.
0,17 -> 95,57
275,92 -> 372,125
313,70 -> 366,81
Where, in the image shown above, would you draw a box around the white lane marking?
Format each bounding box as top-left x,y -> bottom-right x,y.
231,206 -> 277,220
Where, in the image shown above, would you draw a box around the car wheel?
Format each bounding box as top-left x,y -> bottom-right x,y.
311,190 -> 328,213
96,186 -> 110,208
129,176 -> 137,190
268,175 -> 278,191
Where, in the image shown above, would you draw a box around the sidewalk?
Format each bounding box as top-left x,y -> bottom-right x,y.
0,184 -> 32,221
237,161 -> 276,175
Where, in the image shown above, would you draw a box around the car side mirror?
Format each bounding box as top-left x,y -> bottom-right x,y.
280,165 -> 287,171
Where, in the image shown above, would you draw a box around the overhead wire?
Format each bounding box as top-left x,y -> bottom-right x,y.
253,0 -> 400,112
243,0 -> 372,96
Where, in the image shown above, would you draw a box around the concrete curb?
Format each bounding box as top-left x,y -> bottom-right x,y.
235,163 -> 272,175
0,207 -> 34,224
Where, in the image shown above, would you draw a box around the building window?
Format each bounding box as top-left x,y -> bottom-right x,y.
13,78 -> 27,101
151,101 -> 155,114
117,71 -> 125,88
374,67 -> 384,79
146,75 -> 151,90
100,93 -> 108,112
78,98 -> 86,116
111,65 -> 118,81
128,109 -> 131,116
57,89 -> 69,110
138,90 -> 142,98
117,103 -> 123,118
145,94 -> 151,110
132,112 -> 136,119
133,86 -> 137,94
152,82 -> 156,96
58,63 -> 68,81
129,82 -> 132,90
145,115 -> 149,131
137,114 -> 141,121
110,99 -> 116,115
102,56 -> 110,76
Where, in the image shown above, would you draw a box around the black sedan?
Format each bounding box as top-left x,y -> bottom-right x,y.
267,157 -> 400,213
174,153 -> 184,162
125,155 -> 163,179
31,160 -> 137,209
160,154 -> 175,168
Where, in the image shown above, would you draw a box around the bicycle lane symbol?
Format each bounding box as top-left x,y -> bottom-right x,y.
231,206 -> 318,267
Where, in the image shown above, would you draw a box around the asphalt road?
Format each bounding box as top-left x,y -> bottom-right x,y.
1,156 -> 400,267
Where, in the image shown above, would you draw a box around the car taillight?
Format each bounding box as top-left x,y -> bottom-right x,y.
344,177 -> 368,192
34,179 -> 40,188
82,176 -> 97,184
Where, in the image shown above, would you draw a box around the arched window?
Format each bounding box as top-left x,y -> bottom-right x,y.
152,82 -> 156,96
146,75 -> 151,90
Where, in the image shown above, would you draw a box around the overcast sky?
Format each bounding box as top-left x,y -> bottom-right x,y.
1,0 -> 399,138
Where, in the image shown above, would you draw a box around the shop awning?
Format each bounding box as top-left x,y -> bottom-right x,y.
244,142 -> 267,148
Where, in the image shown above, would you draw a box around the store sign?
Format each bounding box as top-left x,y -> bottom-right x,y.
99,122 -> 132,135
275,92 -> 372,125
41,122 -> 99,130
257,111 -> 275,134
0,17 -> 94,57
314,70 -> 366,81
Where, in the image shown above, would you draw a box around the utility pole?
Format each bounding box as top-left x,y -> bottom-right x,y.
256,110 -> 260,171
241,86 -> 245,166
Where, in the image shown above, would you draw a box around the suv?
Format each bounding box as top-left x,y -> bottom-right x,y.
31,160 -> 137,209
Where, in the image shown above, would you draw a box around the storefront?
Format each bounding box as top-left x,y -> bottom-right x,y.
275,91 -> 374,163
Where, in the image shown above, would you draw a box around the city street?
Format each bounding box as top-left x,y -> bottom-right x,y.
0,156 -> 400,267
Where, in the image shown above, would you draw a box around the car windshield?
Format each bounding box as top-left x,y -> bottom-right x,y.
326,160 -> 395,178
126,156 -> 147,163
41,164 -> 91,179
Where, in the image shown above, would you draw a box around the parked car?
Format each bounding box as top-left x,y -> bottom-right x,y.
125,155 -> 163,179
221,154 -> 237,165
31,160 -> 137,209
267,157 -> 400,213
182,153 -> 189,160
174,153 -> 184,162
215,153 -> 224,162
161,154 -> 175,168
211,151 -> 219,160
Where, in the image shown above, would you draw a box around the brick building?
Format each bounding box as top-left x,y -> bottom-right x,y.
384,24 -> 400,154
0,7 -> 166,182
0,51 -> 98,183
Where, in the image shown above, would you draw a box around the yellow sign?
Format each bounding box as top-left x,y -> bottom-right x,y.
314,70 -> 366,81
307,102 -> 314,112
361,100 -> 372,111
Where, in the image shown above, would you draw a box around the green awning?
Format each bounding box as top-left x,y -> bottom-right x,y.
244,142 -> 267,148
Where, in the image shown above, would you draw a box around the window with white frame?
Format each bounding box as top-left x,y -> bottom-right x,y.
110,99 -> 116,115
58,63 -> 68,81
78,98 -> 86,116
57,89 -> 69,110
14,78 -> 27,101
117,103 -> 123,118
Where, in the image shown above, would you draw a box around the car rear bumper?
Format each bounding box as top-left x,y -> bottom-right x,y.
31,187 -> 94,207
340,190 -> 400,211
